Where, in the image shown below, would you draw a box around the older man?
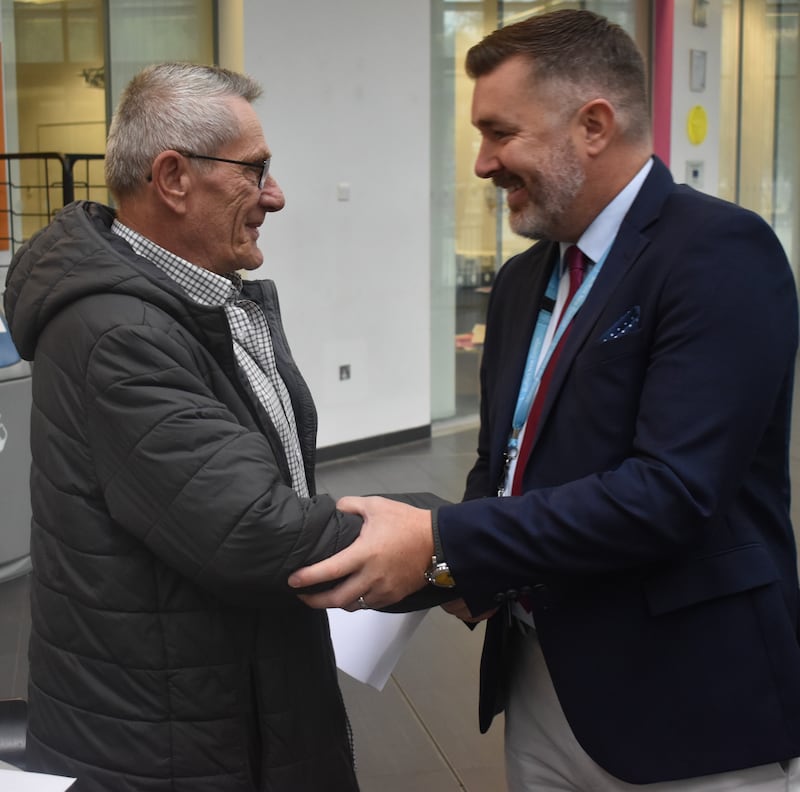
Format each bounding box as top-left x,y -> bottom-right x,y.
4,63 -> 362,791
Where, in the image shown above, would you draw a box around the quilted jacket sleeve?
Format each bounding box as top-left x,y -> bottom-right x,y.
81,300 -> 362,600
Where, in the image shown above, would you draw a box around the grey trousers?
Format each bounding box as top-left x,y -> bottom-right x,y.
505,626 -> 800,791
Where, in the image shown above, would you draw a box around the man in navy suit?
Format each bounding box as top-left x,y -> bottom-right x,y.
290,9 -> 800,790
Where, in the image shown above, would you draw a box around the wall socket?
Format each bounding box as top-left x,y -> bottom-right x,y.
339,364 -> 351,381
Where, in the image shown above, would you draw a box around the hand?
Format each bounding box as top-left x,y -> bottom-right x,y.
441,598 -> 497,624
288,495 -> 434,610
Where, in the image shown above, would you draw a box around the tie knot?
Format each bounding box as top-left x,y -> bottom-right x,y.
565,245 -> 586,290
565,244 -> 585,273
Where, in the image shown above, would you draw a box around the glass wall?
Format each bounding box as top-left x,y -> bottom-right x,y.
719,0 -> 799,275
430,0 -> 651,422
107,0 -> 216,108
7,0 -> 108,240
0,0 -> 216,243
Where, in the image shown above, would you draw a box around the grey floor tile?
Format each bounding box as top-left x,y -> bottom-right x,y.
0,575 -> 30,699
316,463 -> 389,499
0,656 -> 16,699
392,608 -> 506,782
458,765 -> 509,791
339,672 -> 458,781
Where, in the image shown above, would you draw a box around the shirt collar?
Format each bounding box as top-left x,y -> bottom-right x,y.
111,219 -> 242,306
561,156 -> 654,267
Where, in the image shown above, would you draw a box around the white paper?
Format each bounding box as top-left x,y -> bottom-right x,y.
328,608 -> 428,690
0,768 -> 76,791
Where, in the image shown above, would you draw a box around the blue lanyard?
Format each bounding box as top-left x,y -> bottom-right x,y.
506,245 -> 611,458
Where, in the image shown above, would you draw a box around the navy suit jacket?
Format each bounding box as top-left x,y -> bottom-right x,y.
436,157 -> 800,783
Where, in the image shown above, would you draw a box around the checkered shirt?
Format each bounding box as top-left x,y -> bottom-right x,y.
111,220 -> 309,497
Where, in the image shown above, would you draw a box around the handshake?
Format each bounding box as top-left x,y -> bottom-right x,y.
289,494 -> 494,624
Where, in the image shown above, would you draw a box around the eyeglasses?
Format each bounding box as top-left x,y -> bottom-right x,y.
179,151 -> 271,190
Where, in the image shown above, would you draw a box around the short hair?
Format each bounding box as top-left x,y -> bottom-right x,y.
104,62 -> 263,199
465,9 -> 650,143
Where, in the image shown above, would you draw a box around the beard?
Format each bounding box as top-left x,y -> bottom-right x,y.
506,136 -> 585,241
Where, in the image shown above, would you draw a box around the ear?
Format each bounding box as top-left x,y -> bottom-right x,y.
575,98 -> 616,156
148,150 -> 191,214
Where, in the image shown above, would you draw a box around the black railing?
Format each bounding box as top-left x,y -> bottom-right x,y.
0,152 -> 106,254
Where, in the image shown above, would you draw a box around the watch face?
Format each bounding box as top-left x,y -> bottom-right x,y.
429,563 -> 456,588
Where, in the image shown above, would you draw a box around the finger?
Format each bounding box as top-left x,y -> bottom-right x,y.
300,578 -> 395,611
336,495 -> 369,514
297,579 -> 368,610
288,546 -> 358,589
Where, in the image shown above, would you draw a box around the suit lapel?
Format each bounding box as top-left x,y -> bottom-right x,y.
525,158 -> 675,449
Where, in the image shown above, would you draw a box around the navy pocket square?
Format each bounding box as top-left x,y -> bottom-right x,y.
600,306 -> 640,343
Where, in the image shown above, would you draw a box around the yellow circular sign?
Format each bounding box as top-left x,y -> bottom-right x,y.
687,105 -> 708,145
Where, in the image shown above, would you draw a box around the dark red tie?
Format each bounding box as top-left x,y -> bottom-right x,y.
511,245 -> 587,495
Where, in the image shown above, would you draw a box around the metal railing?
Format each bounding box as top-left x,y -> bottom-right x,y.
0,153 -> 106,254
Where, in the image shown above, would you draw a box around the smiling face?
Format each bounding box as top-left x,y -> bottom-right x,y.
471,56 -> 586,242
185,97 -> 285,275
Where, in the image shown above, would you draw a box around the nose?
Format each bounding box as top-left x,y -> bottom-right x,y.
474,140 -> 500,180
260,176 -> 285,212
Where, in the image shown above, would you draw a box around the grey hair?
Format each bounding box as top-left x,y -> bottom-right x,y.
104,62 -> 263,199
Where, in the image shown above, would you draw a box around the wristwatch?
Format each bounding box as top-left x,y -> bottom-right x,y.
425,517 -> 456,588
426,557 -> 456,588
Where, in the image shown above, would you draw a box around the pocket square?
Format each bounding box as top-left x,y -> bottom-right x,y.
600,306 -> 640,343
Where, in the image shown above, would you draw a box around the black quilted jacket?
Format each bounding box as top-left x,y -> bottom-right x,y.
3,201 -> 362,792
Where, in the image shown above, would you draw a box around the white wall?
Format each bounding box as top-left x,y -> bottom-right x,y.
669,0 -> 722,195
242,0 -> 431,449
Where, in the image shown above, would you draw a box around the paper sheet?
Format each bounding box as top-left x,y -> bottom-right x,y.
0,768 -> 76,791
328,608 -> 428,690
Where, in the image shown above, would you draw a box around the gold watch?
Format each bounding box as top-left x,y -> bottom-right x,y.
425,556 -> 456,588
425,517 -> 455,587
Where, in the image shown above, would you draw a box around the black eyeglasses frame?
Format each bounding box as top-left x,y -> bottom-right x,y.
179,151 -> 271,190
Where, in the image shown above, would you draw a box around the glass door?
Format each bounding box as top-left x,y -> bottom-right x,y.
719,0 -> 799,277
